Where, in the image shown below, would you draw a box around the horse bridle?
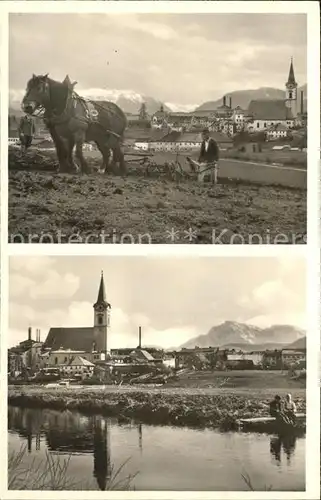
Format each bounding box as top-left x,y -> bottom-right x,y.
23,77 -> 51,117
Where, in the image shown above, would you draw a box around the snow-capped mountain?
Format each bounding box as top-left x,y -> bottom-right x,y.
9,87 -> 172,115
180,321 -> 305,350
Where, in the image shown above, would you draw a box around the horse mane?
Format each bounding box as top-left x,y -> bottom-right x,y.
29,74 -> 70,114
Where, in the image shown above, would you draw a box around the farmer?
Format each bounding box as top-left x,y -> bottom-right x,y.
198,128 -> 220,183
186,129 -> 220,184
269,395 -> 283,418
18,110 -> 35,154
198,128 -> 220,165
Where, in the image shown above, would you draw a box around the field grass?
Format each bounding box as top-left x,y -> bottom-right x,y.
167,369 -> 306,389
8,382 -> 306,431
9,445 -> 137,490
220,148 -> 307,168
9,149 -> 306,244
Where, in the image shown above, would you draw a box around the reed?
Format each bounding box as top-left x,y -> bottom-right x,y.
8,445 -> 137,490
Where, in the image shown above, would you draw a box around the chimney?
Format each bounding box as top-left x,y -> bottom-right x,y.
229,97 -> 232,109
223,96 -> 226,107
28,327 -> 32,341
300,91 -> 304,115
138,326 -> 142,349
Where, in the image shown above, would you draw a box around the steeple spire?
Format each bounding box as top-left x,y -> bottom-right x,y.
96,271 -> 106,303
287,57 -> 296,86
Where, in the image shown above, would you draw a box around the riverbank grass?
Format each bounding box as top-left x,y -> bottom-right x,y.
8,386 -> 306,431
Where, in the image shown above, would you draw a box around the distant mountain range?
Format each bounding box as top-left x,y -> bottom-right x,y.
8,88 -> 171,116
180,321 -> 305,351
9,83 -> 307,116
195,84 -> 307,112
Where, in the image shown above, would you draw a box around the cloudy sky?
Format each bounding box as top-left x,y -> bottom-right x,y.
9,255 -> 306,349
9,13 -> 307,109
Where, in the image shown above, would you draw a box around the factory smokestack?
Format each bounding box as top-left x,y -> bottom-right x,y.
138,326 -> 142,349
229,97 -> 232,109
223,96 -> 226,107
300,91 -> 304,115
28,327 -> 32,341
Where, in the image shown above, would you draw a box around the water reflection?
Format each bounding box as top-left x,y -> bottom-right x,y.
8,406 -> 142,490
270,435 -> 297,465
8,406 -> 305,491
138,423 -> 142,453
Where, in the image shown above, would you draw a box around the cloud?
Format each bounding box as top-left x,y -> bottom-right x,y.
165,102 -> 198,112
8,256 -> 306,348
9,13 -> 307,105
10,256 -> 55,276
10,257 -> 80,301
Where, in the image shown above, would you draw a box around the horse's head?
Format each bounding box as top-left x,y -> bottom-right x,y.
22,74 -> 50,114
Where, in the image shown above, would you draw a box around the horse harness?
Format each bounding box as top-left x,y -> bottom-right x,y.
40,82 -> 121,140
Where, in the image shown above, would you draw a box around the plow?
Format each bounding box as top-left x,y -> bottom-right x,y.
124,151 -> 219,183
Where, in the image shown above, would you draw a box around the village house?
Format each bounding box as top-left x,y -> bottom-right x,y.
8,328 -> 44,376
227,351 -> 263,367
189,110 -> 218,130
262,350 -> 283,369
174,347 -> 227,370
130,129 -> 168,151
281,349 -> 306,368
142,130 -> 232,153
232,106 -> 246,126
266,123 -> 289,140
59,356 -> 95,379
46,348 -> 105,367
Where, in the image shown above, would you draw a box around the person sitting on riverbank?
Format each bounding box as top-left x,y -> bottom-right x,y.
269,395 -> 282,417
283,393 -> 297,425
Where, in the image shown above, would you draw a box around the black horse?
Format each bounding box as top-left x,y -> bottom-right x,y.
21,74 -> 127,174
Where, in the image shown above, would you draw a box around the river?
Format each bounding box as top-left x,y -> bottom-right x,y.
8,406 -> 305,491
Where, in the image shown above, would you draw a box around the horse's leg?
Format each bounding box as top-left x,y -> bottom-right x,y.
113,146 -> 127,176
67,137 -> 79,173
94,138 -> 112,174
54,137 -> 72,173
74,131 -> 91,174
48,126 -> 73,173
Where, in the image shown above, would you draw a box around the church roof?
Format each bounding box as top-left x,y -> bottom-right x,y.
96,272 -> 106,302
287,59 -> 296,86
94,272 -> 111,308
248,100 -> 294,120
44,327 -> 95,351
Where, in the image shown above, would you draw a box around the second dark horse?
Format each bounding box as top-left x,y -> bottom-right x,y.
21,74 -> 127,174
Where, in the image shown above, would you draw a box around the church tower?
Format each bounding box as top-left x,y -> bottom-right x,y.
285,57 -> 298,117
93,271 -> 111,354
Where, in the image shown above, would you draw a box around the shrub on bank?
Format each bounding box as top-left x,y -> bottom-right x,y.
8,387 -> 306,431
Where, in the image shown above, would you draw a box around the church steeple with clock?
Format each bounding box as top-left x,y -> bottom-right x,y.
93,271 -> 111,353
